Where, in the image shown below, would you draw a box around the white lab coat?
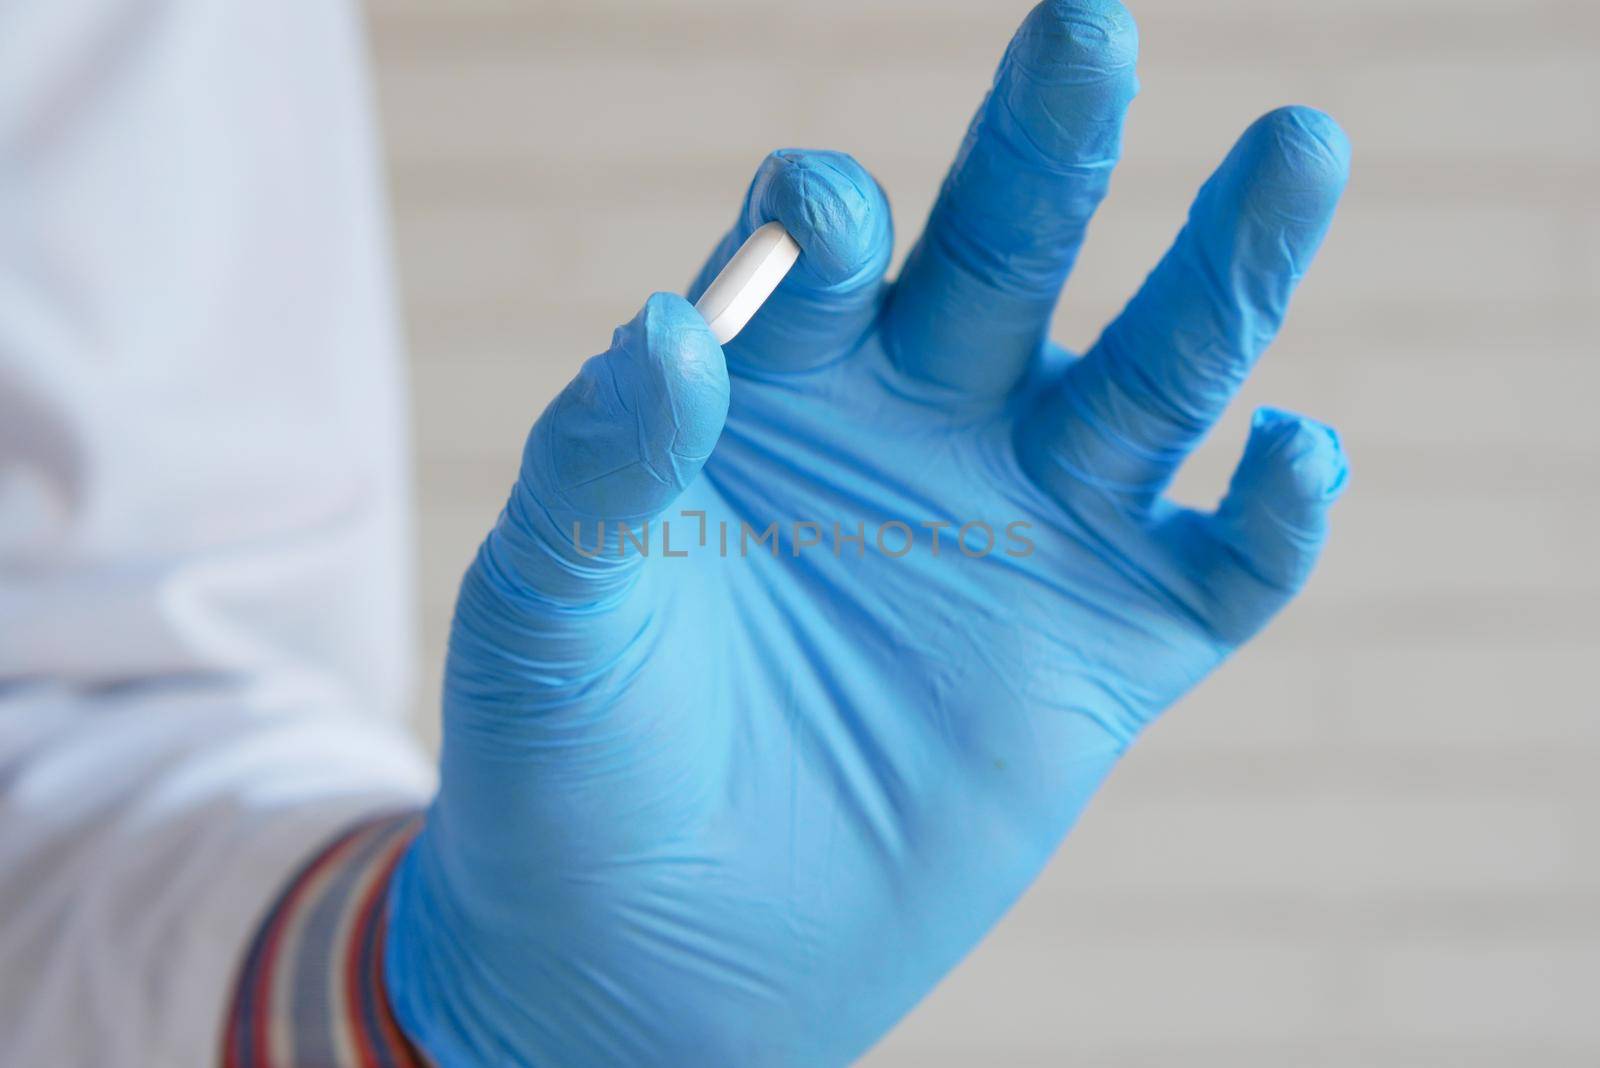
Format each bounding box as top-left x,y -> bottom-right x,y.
0,2 -> 434,1063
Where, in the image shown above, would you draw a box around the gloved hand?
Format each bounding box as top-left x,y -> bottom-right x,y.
385,2 -> 1351,1063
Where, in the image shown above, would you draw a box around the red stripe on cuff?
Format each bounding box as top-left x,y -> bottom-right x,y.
243,822 -> 372,1068
370,908 -> 419,1065
343,826 -> 423,1067
223,812 -> 425,1068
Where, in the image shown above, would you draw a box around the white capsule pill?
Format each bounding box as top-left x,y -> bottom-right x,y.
693,220 -> 801,344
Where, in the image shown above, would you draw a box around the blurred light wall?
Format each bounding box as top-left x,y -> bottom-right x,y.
367,1 -> 1600,1063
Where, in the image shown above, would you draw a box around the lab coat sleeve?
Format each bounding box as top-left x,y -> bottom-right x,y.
0,1 -> 435,1063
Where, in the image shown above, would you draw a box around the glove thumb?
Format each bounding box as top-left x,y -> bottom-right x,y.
483,292 -> 728,605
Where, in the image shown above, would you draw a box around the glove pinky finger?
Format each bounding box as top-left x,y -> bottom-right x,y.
1203,407 -> 1348,640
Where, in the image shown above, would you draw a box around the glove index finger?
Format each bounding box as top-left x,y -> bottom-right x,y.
689,149 -> 893,374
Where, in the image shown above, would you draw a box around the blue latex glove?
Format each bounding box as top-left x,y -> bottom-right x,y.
386,2 -> 1350,1063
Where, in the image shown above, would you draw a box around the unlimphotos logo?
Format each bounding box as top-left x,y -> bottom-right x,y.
573,511 -> 1035,560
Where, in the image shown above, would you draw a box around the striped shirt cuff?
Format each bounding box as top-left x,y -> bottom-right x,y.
223,811 -> 429,1068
